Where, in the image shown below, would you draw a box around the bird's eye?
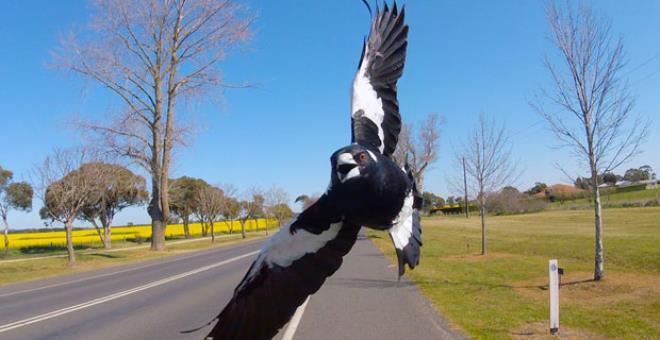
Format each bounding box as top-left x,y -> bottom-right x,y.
359,153 -> 367,162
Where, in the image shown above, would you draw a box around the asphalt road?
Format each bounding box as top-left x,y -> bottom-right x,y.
0,233 -> 462,339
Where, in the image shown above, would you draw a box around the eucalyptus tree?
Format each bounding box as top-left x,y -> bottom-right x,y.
238,189 -> 264,238
0,166 -> 33,255
79,163 -> 148,249
195,185 -> 224,242
37,149 -> 100,264
169,176 -> 208,238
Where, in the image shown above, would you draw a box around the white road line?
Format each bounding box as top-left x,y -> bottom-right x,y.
281,296 -> 311,340
0,250 -> 259,334
0,241 -> 261,298
0,233 -> 252,264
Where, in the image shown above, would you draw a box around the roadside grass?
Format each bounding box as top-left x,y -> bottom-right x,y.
369,207 -> 660,339
0,232 -> 271,287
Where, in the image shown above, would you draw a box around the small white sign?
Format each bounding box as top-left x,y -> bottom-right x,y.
549,259 -> 559,334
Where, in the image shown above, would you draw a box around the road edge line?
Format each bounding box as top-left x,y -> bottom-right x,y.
0,250 -> 259,334
281,295 -> 311,340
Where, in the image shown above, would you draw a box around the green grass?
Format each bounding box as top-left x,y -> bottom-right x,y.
369,207 -> 660,339
550,186 -> 660,209
0,232 -> 269,287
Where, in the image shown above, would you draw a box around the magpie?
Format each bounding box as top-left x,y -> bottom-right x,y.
205,2 -> 421,338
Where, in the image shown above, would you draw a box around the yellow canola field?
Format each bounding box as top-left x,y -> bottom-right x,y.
7,218 -> 277,249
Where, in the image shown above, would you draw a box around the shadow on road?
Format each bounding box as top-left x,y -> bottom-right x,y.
328,277 -> 415,289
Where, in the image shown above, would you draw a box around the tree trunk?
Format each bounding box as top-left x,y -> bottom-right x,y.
480,198 -> 487,255
211,221 -> 215,243
183,216 -> 190,239
103,223 -> 112,249
150,218 -> 166,251
240,220 -> 246,239
2,215 -> 9,257
65,220 -> 76,265
587,131 -> 604,281
148,193 -> 166,251
592,175 -> 605,281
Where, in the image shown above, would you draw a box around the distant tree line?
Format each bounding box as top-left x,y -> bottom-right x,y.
3,147 -> 294,265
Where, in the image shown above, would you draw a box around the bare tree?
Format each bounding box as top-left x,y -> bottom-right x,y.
0,167 -> 34,256
238,188 -> 264,239
36,148 -> 100,264
195,185 -> 224,243
392,113 -> 442,192
532,2 -> 649,280
458,113 -> 517,255
264,185 -> 290,232
55,0 -> 255,251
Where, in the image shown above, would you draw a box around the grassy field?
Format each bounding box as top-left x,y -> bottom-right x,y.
0,232 -> 271,287
370,207 -> 660,339
4,218 -> 277,251
550,186 -> 659,209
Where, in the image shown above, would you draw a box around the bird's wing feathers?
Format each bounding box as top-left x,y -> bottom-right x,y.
351,2 -> 408,157
389,166 -> 423,277
206,195 -> 361,339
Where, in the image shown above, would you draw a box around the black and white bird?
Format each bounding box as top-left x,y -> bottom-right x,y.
206,2 -> 421,339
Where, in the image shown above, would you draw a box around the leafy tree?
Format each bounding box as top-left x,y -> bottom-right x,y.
602,172 -> 618,186
238,189 -> 264,238
574,175 -> 603,190
195,185 -> 224,242
265,186 -> 291,230
169,177 -> 209,238
78,163 -> 148,249
37,149 -> 100,264
223,197 -> 241,234
525,182 -> 547,195
624,166 -> 652,182
421,191 -> 444,213
0,167 -> 33,255
219,184 -> 240,234
639,165 -> 656,180
269,204 -> 293,226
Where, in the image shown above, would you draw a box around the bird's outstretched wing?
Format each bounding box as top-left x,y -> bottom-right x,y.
206,195 -> 361,339
389,165 -> 423,277
351,2 -> 409,157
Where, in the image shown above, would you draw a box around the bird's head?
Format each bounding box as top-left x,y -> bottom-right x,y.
330,144 -> 379,185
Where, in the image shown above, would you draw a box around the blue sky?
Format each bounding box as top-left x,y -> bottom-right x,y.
1,1 -> 659,229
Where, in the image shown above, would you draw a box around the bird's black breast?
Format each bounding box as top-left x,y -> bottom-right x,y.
340,156 -> 410,229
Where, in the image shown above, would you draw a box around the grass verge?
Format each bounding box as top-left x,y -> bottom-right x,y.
369,207 -> 660,339
0,232 -> 270,287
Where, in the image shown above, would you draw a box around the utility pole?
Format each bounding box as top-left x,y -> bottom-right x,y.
463,157 -> 469,218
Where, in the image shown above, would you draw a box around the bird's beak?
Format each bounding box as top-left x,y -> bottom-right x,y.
336,153 -> 359,183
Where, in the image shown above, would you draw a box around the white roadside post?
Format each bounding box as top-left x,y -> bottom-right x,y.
549,259 -> 559,335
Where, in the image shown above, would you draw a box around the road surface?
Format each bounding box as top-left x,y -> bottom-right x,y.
0,233 -> 462,339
